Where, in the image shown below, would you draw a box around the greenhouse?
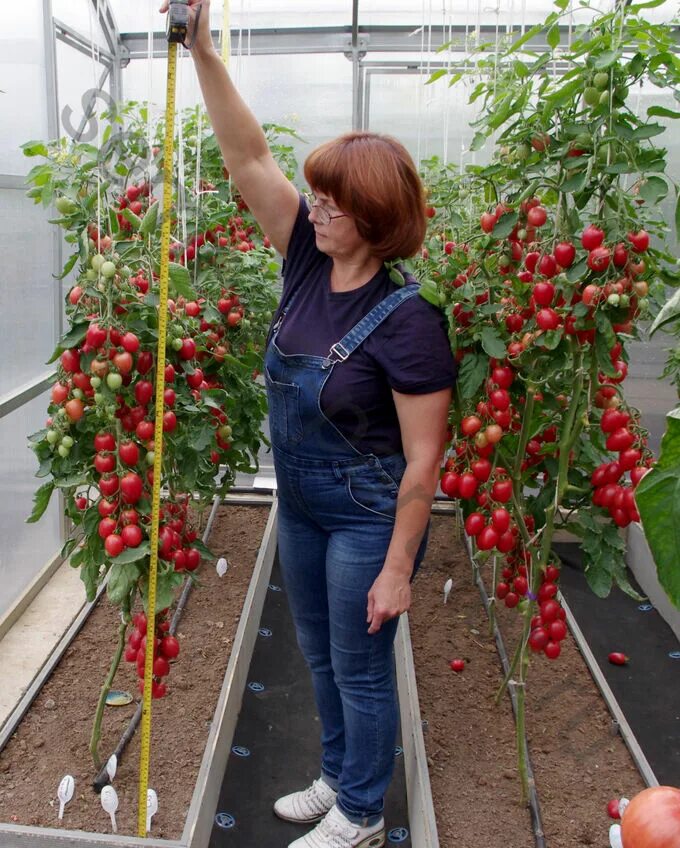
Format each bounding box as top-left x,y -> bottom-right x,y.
0,0 -> 679,846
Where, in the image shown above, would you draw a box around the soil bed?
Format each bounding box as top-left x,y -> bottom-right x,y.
0,503 -> 270,839
410,514 -> 646,848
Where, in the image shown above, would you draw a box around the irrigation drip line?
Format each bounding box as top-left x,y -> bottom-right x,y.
93,494 -> 222,792
461,530 -> 547,848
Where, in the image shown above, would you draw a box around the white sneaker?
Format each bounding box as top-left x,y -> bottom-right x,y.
274,777 -> 338,824
288,804 -> 385,848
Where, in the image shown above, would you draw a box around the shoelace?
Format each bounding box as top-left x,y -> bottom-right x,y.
312,812 -> 359,848
298,780 -> 335,818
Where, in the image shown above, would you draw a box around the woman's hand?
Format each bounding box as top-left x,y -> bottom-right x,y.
159,0 -> 212,54
366,569 -> 411,635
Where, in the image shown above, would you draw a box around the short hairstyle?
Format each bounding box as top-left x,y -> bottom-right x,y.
303,132 -> 427,261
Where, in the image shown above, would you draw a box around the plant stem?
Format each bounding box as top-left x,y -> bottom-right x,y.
90,616 -> 128,769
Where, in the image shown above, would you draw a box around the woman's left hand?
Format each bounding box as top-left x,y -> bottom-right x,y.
366,570 -> 411,635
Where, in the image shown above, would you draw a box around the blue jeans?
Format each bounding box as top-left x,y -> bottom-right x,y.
275,448 -> 427,826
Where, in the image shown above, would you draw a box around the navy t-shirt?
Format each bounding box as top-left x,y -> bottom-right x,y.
272,194 -> 457,456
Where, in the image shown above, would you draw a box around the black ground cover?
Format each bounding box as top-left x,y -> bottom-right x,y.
210,555 -> 412,847
555,542 -> 680,787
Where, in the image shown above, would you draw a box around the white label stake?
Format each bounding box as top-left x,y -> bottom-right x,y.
146,788 -> 158,833
101,785 -> 119,833
57,775 -> 75,820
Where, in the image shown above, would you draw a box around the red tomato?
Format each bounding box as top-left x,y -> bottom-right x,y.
440,472 -> 459,498
179,338 -> 196,360
627,229 -> 650,253
537,254 -> 557,278
491,479 -> 513,503
94,432 -> 116,452
160,635 -> 180,659
121,523 -> 143,548
449,659 -> 465,673
533,281 -> 555,307
120,472 -> 143,504
460,415 -> 482,436
536,308 -> 560,331
64,398 -> 85,421
581,224 -> 605,250
480,212 -> 496,233
464,512 -> 486,537
476,525 -> 499,551
553,241 -> 575,268
105,534 -> 125,557
587,246 -> 611,273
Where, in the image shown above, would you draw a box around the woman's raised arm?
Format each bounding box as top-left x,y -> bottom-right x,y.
159,0 -> 300,256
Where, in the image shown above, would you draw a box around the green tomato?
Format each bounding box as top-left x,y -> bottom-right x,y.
583,87 -> 601,106
56,196 -> 76,215
219,424 -> 233,440
106,372 -> 123,390
607,293 -> 620,307
599,90 -> 611,106
106,404 -> 117,416
593,72 -> 609,90
171,337 -> 183,351
145,450 -> 155,466
46,429 -> 59,445
85,269 -> 97,282
94,392 -> 104,405
61,435 -> 74,449
515,143 -> 531,161
637,297 -> 649,312
72,388 -> 84,400
91,253 -> 106,272
90,376 -> 101,389
100,261 -> 117,279
57,444 -> 70,458
619,294 -> 630,308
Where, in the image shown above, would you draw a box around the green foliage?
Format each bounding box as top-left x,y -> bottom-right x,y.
635,409 -> 680,608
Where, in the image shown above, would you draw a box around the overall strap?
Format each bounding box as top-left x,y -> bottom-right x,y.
325,284 -> 420,365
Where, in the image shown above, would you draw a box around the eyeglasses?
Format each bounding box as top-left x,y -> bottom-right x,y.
308,195 -> 348,226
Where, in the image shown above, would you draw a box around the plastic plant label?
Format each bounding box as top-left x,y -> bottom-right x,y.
57,774 -> 75,820
443,578 -> 453,604
106,690 -> 133,706
106,754 -> 117,782
216,557 -> 229,577
146,788 -> 158,833
100,785 -> 119,833
609,823 -> 623,848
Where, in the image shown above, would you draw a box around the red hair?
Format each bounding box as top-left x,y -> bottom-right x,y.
303,132 -> 426,260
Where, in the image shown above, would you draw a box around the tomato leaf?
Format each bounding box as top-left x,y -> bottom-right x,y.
110,541 -> 150,566
458,352 -> 489,400
426,68 -> 448,85
107,561 -> 141,605
46,321 -> 89,363
647,105 -> 680,120
470,131 -> 487,152
559,171 -> 588,194
636,409 -> 680,609
492,212 -> 519,239
593,50 -> 620,70
140,200 -> 159,235
80,561 -> 101,602
418,279 -> 442,307
27,482 -> 55,524
639,175 -> 668,204
191,538 -> 216,560
55,473 -> 89,489
547,25 -> 560,50
650,287 -> 680,336
631,123 -> 665,141
121,208 -> 142,232
168,262 -> 198,300
480,326 -> 507,359
57,252 -> 80,280
141,569 -> 184,614
22,141 -> 49,158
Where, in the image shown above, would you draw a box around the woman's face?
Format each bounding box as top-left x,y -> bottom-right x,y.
308,191 -> 367,259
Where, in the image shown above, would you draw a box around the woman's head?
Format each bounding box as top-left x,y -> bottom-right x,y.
303,132 -> 427,261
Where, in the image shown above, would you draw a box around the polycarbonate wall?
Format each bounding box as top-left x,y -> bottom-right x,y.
0,0 -> 62,618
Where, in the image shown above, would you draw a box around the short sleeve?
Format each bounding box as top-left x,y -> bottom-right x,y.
372,294 -> 457,394
281,193 -> 319,298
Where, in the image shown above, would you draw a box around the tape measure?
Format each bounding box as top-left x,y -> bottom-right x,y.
136,3 -> 186,835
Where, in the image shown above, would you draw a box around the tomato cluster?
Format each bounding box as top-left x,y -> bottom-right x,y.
123,611 -> 180,699
590,407 -> 650,528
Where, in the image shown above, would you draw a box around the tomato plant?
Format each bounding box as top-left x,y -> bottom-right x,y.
417,0 -> 680,802
22,105 -> 294,766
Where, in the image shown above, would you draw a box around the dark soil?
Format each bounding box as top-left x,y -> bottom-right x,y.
409,514 -> 645,848
0,504 -> 270,839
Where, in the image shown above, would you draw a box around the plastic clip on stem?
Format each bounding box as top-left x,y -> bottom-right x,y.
136,11 -> 181,838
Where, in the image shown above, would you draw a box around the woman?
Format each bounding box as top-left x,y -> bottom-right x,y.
160,3 -> 457,846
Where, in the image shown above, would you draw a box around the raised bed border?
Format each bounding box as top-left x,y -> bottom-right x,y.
0,498 -> 278,848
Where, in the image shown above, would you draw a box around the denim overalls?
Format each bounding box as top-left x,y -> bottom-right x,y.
265,279 -> 429,826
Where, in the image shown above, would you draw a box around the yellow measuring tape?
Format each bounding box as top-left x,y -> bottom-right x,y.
136,36 -> 179,838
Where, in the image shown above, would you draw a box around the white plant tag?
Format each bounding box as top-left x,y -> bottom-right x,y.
57,774 -> 75,820
443,578 -> 453,604
609,823 -> 623,848
216,557 -> 229,577
100,784 -> 119,833
106,754 -> 117,782
146,788 -> 158,833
